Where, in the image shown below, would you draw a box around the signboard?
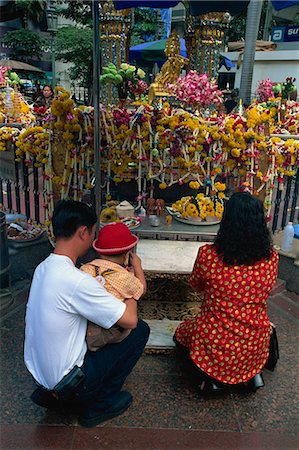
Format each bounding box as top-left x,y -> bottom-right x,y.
272,25 -> 299,42
0,143 -> 17,182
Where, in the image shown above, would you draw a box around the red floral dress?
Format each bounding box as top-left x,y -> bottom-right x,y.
175,244 -> 279,384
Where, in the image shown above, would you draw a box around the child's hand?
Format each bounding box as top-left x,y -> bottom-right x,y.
129,252 -> 142,269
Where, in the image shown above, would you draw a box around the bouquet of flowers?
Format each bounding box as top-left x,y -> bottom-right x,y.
100,63 -> 148,101
167,71 -> 223,110
273,77 -> 297,100
171,193 -> 224,222
255,78 -> 274,102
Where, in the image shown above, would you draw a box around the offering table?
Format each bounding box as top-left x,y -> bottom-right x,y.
135,215 -> 219,243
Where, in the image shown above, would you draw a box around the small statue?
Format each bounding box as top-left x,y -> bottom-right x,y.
155,199 -> 165,217
148,31 -> 189,104
146,198 -> 156,216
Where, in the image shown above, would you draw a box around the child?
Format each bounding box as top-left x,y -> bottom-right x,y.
80,222 -> 146,351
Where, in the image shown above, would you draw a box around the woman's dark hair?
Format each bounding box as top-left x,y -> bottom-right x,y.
52,200 -> 97,239
213,192 -> 272,265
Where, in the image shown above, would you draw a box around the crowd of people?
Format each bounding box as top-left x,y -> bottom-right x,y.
24,192 -> 279,427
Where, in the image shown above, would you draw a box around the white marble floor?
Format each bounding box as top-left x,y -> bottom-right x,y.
144,318 -> 182,349
136,240 -> 206,348
136,240 -> 208,274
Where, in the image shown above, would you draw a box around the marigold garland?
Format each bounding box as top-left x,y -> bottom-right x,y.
12,90 -> 299,225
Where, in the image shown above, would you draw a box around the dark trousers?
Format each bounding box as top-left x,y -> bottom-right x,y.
173,334 -> 224,385
72,319 -> 150,413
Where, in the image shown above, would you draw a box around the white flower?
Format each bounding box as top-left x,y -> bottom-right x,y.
137,68 -> 145,78
120,63 -> 130,71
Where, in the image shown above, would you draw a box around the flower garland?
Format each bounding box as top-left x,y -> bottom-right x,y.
12,89 -> 299,225
99,98 -> 298,219
167,72 -> 223,110
0,126 -> 20,152
255,79 -> 274,102
14,87 -> 94,239
15,126 -> 48,165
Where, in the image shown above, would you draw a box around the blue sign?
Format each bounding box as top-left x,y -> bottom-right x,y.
272,25 -> 299,42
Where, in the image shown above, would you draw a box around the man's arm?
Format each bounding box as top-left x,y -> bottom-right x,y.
116,298 -> 138,329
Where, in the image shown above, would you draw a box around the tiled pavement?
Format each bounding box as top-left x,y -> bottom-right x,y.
0,241 -> 298,449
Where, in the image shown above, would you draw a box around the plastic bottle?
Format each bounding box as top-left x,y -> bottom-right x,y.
281,222 -> 294,252
137,206 -> 146,220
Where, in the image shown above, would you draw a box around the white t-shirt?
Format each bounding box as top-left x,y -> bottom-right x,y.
24,253 -> 126,389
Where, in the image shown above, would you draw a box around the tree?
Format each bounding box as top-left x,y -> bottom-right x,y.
131,8 -> 158,46
2,28 -> 47,62
55,26 -> 93,92
226,2 -> 267,43
226,1 -> 299,43
56,0 -> 92,27
0,0 -> 47,28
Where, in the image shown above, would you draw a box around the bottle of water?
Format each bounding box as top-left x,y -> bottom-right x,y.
137,206 -> 146,220
281,222 -> 294,252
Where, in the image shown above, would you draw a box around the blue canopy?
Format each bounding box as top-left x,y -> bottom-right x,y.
129,38 -> 235,69
113,1 -> 249,15
114,1 -> 299,14
113,1 -> 179,10
129,38 -> 186,62
271,0 -> 299,10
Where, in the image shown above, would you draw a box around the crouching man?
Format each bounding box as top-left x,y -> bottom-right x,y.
24,200 -> 149,428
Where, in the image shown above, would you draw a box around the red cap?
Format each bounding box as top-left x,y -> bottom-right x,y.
93,222 -> 138,255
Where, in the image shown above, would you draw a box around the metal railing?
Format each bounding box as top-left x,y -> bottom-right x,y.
0,159 -> 43,223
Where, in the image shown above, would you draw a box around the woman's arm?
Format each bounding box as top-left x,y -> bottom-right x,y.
189,247 -> 205,292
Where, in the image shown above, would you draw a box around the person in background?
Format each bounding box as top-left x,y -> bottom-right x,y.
80,222 -> 147,351
33,81 -> 42,102
24,200 -> 150,428
224,90 -> 238,114
174,192 -> 278,394
34,84 -> 54,109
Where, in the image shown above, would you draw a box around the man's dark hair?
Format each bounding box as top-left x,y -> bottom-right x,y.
52,200 -> 97,239
213,192 -> 272,265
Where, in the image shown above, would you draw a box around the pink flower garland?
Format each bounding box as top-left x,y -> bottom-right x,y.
167,71 -> 223,109
0,65 -> 11,86
255,78 -> 274,102
128,79 -> 148,96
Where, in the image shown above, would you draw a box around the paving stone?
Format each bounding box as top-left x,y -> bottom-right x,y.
269,293 -> 299,320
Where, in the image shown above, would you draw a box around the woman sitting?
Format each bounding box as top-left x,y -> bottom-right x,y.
174,192 -> 278,393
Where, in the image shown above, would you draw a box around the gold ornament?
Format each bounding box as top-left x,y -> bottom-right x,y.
148,31 -> 189,104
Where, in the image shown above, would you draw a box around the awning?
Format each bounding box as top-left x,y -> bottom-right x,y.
113,0 -> 249,15
0,60 -> 44,73
113,1 -> 179,10
271,0 -> 299,10
219,55 -> 235,71
129,38 -> 186,62
129,38 -> 235,69
271,0 -> 299,19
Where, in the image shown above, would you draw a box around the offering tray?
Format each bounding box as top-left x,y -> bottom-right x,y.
100,216 -> 141,230
165,207 -> 220,226
5,214 -> 45,245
